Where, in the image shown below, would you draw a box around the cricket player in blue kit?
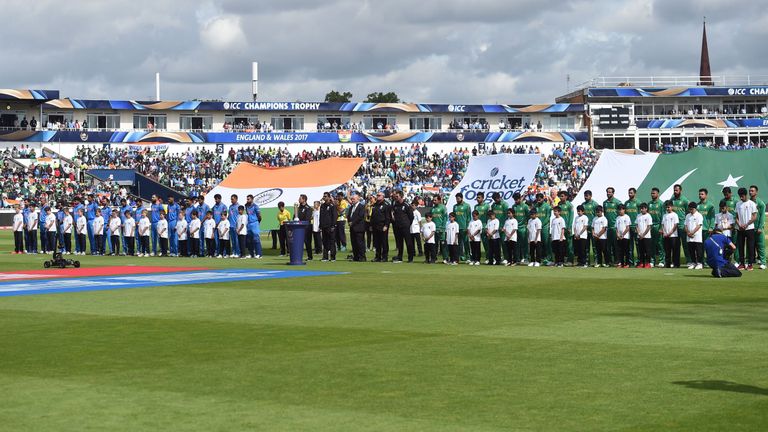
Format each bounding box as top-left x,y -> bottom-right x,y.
228,194 -> 241,256
245,194 -> 262,258
166,195 -> 181,256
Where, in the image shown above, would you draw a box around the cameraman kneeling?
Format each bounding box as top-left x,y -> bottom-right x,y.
705,228 -> 741,278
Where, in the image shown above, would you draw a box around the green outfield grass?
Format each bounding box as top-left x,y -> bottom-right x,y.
0,231 -> 766,431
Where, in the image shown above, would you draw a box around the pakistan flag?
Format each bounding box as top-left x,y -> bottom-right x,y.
576,148 -> 768,204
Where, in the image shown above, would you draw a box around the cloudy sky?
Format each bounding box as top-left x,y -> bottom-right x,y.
2,0 -> 766,104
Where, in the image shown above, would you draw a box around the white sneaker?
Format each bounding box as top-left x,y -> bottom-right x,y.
695,264 -> 703,270
687,264 -> 695,270
474,262 -> 480,266
649,263 -> 654,268
534,262 -> 541,267
216,255 -> 223,259
594,264 -> 600,268
501,260 -> 508,265
254,255 -> 262,259
760,264 -> 766,270
150,253 -> 155,257
443,260 -> 449,264
230,254 -> 237,258
484,260 -> 489,265
528,262 -> 535,267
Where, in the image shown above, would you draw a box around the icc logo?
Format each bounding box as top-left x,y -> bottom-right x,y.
79,132 -> 88,142
456,133 -> 464,141
448,104 -> 466,112
490,167 -> 499,177
728,88 -> 735,96
223,102 -> 230,109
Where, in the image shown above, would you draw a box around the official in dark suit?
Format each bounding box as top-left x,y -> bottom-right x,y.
296,194 -> 314,260
369,192 -> 391,262
347,193 -> 367,261
319,192 -> 338,261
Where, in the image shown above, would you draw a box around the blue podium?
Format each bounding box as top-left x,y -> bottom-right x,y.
284,221 -> 309,265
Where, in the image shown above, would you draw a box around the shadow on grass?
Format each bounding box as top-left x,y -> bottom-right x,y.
681,274 -> 714,278
673,380 -> 768,396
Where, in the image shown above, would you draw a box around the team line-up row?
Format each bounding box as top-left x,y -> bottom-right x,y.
7,186 -> 766,273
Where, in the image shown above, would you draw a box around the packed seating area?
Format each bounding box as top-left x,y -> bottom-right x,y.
1,142 -> 599,209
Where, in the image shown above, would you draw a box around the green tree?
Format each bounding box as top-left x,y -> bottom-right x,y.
364,92 -> 400,103
324,91 -> 353,103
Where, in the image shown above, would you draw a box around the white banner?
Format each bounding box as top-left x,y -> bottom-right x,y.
447,153 -> 541,208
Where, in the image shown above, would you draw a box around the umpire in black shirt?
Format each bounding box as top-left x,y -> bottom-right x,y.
370,191 -> 391,262
319,192 -> 338,261
296,194 -> 314,260
391,190 -> 415,262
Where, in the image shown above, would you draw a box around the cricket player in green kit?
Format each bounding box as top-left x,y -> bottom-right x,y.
534,193 -> 552,264
557,190 -> 575,264
671,184 -> 690,264
512,192 -> 529,263
490,192 -> 510,263
603,187 -> 622,266
647,187 -> 665,267
722,187 -> 739,263
453,192 -> 472,262
749,185 -> 766,269
475,192 -> 490,262
431,195 -> 448,262
581,190 -> 598,264
697,188 -> 716,266
624,188 -> 639,266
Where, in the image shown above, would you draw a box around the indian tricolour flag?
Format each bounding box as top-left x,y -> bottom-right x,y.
576,148 -> 768,204
205,157 -> 364,231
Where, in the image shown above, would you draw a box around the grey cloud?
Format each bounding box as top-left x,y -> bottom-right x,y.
0,0 -> 766,104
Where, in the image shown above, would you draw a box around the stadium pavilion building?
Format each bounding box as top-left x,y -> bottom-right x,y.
1,76 -> 767,152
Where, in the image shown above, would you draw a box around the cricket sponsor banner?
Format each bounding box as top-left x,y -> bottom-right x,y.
447,153 -> 541,208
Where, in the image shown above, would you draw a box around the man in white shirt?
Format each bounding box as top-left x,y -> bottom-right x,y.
684,202 -> 704,269
157,211 -> 169,256
715,200 -> 734,239
735,187 -> 758,270
486,211 -> 501,265
138,210 -> 151,257
26,203 -> 39,253
13,205 -> 24,254
410,202 -> 423,257
592,206 -> 608,267
421,213 -> 437,264
123,209 -> 136,256
615,205 -> 632,268
76,209 -> 87,255
527,209 -> 542,266
550,206 -> 566,267
175,216 -> 188,257
62,207 -> 73,254
635,203 -> 653,268
573,205 -> 589,267
503,208 -> 518,266
661,201 -> 681,268
217,210 -> 231,258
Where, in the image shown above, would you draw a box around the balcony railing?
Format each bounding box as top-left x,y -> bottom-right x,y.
576,75 -> 768,88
